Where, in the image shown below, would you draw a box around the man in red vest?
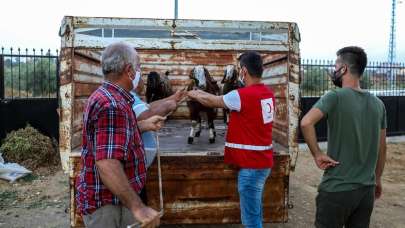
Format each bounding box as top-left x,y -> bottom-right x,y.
187,51 -> 275,228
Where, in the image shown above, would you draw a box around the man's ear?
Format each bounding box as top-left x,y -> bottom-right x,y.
342,65 -> 348,75
125,64 -> 133,77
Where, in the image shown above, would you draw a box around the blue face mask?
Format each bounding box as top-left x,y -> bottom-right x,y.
132,71 -> 141,90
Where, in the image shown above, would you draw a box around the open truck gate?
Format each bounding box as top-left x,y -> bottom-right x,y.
58,16 -> 301,227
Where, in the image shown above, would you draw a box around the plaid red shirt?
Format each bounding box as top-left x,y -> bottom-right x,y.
76,81 -> 146,215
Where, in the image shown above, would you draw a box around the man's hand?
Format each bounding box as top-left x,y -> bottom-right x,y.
314,153 -> 339,170
375,179 -> 383,199
132,206 -> 160,228
139,115 -> 166,132
170,90 -> 187,103
187,90 -> 203,100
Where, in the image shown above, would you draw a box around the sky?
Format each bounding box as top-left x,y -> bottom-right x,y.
0,0 -> 404,62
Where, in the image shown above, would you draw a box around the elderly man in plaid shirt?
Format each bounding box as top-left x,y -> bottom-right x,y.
76,42 -> 164,228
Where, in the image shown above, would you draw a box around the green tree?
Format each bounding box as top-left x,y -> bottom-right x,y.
301,65 -> 330,96
3,56 -> 57,98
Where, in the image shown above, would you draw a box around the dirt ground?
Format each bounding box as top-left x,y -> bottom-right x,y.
0,142 -> 404,228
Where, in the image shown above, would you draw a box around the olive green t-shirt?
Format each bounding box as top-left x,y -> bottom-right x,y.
314,88 -> 387,192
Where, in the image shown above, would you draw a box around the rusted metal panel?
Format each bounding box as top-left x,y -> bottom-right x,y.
73,52 -> 102,79
59,47 -> 75,172
139,49 -> 238,65
71,130 -> 82,153
60,48 -> 74,85
74,49 -> 102,62
74,38 -> 289,52
69,156 -> 84,227
69,153 -> 290,227
73,82 -> 100,98
287,52 -> 301,169
263,54 -> 290,150
60,17 -> 298,50
59,83 -> 73,171
60,16 -> 74,49
71,17 -> 294,32
285,23 -> 300,164
73,49 -> 103,85
73,99 -> 86,129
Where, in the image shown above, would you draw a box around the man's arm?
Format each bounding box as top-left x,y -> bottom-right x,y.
96,160 -> 141,211
375,129 -> 387,199
138,100 -> 176,120
138,90 -> 185,120
187,89 -> 225,108
300,108 -> 339,170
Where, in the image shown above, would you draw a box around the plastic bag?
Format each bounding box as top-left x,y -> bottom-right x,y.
0,153 -> 32,182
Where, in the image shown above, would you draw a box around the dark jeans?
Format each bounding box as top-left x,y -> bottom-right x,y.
315,186 -> 375,228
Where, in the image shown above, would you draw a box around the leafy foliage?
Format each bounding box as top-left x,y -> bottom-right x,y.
0,124 -> 59,169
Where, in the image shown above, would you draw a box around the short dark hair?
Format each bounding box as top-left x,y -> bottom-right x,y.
238,51 -> 263,78
336,46 -> 367,77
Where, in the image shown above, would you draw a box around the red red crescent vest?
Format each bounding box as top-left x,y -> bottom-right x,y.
225,83 -> 275,168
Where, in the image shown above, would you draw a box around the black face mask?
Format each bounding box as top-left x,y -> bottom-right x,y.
330,67 -> 345,88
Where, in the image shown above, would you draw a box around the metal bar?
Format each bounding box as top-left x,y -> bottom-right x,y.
25,48 -> 29,98
33,49 -> 36,97
10,48 -> 13,99
18,48 -> 21,97
48,49 -> 51,98
40,49 -> 43,97
56,49 -> 60,101
0,54 -> 4,100
174,0 -> 178,19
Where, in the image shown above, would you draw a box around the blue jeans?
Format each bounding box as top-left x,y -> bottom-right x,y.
238,168 -> 271,228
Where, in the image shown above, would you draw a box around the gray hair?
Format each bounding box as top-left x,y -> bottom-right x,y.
101,42 -> 138,78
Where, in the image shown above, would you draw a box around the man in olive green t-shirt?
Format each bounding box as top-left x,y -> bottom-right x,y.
301,46 -> 387,228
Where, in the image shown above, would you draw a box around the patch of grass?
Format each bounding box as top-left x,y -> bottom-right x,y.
0,190 -> 18,209
19,173 -> 39,182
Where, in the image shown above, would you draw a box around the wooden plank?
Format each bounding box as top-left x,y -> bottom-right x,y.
146,154 -> 290,224
74,82 -> 100,98
73,36 -> 289,51
138,49 -> 239,66
71,130 -> 82,151
73,98 -> 87,128
69,154 -> 289,227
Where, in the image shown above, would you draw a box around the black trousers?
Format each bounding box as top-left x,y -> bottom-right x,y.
315,186 -> 375,228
